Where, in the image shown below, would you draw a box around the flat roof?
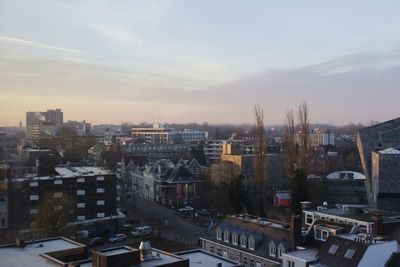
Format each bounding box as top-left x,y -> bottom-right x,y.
137,249 -> 186,267
177,250 -> 241,267
306,209 -> 375,222
55,166 -> 111,177
283,248 -> 318,262
100,247 -> 133,256
0,237 -> 84,267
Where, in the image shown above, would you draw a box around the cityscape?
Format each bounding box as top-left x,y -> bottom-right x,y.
1,1 -> 400,267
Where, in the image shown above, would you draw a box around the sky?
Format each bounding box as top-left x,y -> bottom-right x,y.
1,0 -> 400,126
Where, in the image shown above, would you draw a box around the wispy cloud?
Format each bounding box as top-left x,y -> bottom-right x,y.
87,23 -> 143,46
0,36 -> 85,54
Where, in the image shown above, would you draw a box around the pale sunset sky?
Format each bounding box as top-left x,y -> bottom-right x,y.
1,0 -> 400,126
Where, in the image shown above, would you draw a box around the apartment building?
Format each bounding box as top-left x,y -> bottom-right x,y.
6,166 -> 117,230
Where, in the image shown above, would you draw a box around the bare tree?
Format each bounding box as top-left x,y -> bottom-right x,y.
254,104 -> 268,216
297,101 -> 310,174
283,109 -> 297,179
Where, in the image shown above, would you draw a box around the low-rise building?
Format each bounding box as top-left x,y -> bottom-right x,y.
201,214 -> 302,267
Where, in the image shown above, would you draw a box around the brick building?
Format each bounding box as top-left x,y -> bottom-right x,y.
5,166 -> 117,231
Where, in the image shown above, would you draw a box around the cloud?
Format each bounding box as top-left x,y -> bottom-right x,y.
87,23 -> 143,46
0,36 -> 85,54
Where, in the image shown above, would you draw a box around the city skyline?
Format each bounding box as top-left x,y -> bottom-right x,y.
1,0 -> 400,126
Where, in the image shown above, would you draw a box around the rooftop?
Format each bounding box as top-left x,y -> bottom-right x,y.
0,237 -> 85,267
282,248 -> 318,262
55,166 -> 111,177
176,249 -> 242,267
138,248 -> 188,267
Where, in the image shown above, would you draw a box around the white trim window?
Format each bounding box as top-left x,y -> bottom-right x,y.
224,229 -> 230,243
232,232 -> 238,245
269,241 -> 276,257
97,188 -> 105,193
77,190 -> 85,196
96,176 -> 105,181
216,228 -> 222,240
277,243 -> 285,258
248,236 -> 255,251
77,177 -> 85,183
240,234 -> 247,248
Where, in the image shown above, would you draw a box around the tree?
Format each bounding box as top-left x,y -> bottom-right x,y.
290,169 -> 308,215
31,193 -> 74,237
254,104 -> 268,216
283,109 -> 297,179
297,101 -> 311,175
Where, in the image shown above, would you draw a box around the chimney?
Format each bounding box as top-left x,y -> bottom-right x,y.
290,215 -> 302,250
371,212 -> 383,236
139,241 -> 152,261
15,238 -> 25,248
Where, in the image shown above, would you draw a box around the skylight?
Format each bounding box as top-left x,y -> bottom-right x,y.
344,249 -> 356,259
328,244 -> 339,255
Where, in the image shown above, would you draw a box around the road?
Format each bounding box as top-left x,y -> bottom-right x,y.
121,193 -> 208,247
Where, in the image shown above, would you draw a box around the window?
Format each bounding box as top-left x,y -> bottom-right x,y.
77,215 -> 85,221
328,244 -> 339,255
1,218 -> 5,227
77,190 -> 85,196
77,177 -> 85,183
256,262 -> 261,267
96,176 -> 105,181
314,227 -> 329,241
248,236 -> 255,250
269,241 -> 276,257
29,181 -> 38,187
216,228 -> 222,240
344,249 -> 356,259
306,214 -> 313,225
54,192 -> 63,198
232,232 -> 238,245
240,234 -> 247,248
77,203 -> 85,208
97,188 -> 105,193
224,229 -> 230,243
54,205 -> 63,211
287,260 -> 295,267
30,195 -> 39,201
54,179 -> 63,185
97,212 -> 105,218
277,244 -> 285,258
30,209 -> 38,214
97,200 -> 105,205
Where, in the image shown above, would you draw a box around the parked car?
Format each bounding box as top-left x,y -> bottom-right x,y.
179,206 -> 194,213
123,224 -> 133,232
108,233 -> 127,243
88,237 -> 104,247
198,209 -> 211,216
131,226 -> 152,237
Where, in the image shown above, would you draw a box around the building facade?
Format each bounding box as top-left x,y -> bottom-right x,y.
5,166 -> 117,230
201,214 -> 302,267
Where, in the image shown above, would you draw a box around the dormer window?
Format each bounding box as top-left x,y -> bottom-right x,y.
232,232 -> 238,245
277,243 -> 285,258
248,236 -> 255,251
240,234 -> 247,248
224,229 -> 230,243
216,228 -> 222,240
269,241 -> 276,257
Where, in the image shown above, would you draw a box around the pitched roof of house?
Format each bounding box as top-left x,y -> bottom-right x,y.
202,215 -> 292,263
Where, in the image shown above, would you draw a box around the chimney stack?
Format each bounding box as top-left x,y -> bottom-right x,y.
15,238 -> 25,248
371,212 -> 383,236
290,215 -> 302,250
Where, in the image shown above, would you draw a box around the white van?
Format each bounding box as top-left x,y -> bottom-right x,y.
131,226 -> 152,237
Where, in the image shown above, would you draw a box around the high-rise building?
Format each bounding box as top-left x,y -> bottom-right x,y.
26,109 -> 63,142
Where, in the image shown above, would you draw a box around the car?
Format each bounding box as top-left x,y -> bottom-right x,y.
88,237 -> 104,247
131,226 -> 152,237
179,206 -> 194,213
198,209 -> 211,216
123,224 -> 133,232
108,233 -> 127,243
